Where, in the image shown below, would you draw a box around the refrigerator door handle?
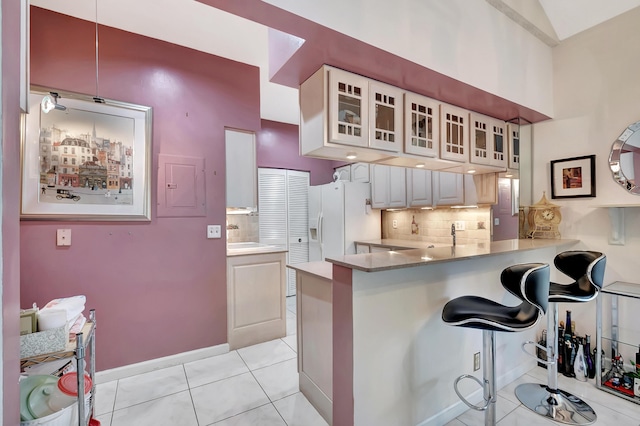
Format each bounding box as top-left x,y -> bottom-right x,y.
318,212 -> 323,245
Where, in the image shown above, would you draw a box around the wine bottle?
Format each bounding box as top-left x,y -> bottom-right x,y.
411,215 -> 419,235
585,335 -> 595,379
574,339 -> 587,381
557,325 -> 565,372
563,334 -> 575,377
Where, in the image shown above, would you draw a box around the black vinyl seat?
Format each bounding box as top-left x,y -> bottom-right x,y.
442,263 -> 550,426
515,251 -> 606,426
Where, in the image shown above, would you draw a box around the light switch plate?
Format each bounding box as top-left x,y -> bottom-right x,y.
56,229 -> 71,246
207,225 -> 221,239
454,221 -> 465,231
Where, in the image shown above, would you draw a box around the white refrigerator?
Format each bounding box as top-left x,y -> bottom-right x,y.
308,181 -> 381,261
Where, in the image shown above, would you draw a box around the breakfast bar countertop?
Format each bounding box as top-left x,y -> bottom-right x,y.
326,238 -> 580,273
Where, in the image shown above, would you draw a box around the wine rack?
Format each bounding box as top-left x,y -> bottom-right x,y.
596,282 -> 640,404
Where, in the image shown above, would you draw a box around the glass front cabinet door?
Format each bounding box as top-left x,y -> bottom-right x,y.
489,118 -> 507,168
508,123 -> 520,170
470,112 -> 491,165
440,103 -> 469,163
404,92 -> 439,158
328,68 -> 369,147
470,113 -> 507,168
368,81 -> 403,151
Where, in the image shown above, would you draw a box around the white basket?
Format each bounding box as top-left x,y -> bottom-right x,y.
20,404 -> 72,426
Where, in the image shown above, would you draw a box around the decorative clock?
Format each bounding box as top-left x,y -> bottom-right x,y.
527,192 -> 561,239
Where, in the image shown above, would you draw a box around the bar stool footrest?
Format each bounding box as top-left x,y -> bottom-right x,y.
453,374 -> 492,411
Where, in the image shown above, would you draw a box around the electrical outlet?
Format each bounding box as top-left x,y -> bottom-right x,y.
474,352 -> 480,371
207,225 -> 221,239
392,219 -> 398,229
454,221 -> 465,231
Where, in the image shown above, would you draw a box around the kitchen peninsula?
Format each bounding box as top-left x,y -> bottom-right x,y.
290,238 -> 580,426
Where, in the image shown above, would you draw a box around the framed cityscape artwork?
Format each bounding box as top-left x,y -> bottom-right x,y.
20,87 -> 152,221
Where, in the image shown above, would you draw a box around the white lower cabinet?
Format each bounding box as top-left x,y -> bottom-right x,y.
371,164 -> 406,209
407,168 -> 433,208
433,171 -> 464,206
227,252 -> 286,350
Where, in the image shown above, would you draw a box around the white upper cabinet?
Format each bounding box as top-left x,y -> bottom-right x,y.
433,171 -> 464,206
404,92 -> 439,158
489,119 -> 507,168
464,173 -> 498,206
350,163 -> 370,182
440,103 -> 469,163
470,112 -> 507,169
371,164 -> 406,209
226,129 -> 256,208
470,113 -> 491,166
369,81 -> 403,152
407,168 -> 433,208
329,68 -> 369,147
507,123 -> 520,170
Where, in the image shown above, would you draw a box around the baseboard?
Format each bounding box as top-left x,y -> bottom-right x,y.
418,359 -> 536,426
95,343 -> 230,384
300,372 -> 333,425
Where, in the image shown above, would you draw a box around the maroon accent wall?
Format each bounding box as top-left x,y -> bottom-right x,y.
200,0 -> 551,123
22,7 -> 260,370
4,0 -> 24,422
257,119 -> 337,186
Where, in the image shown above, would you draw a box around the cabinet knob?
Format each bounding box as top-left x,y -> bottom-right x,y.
298,238 -> 302,243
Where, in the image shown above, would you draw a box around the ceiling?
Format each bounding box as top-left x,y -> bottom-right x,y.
29,0 -> 640,124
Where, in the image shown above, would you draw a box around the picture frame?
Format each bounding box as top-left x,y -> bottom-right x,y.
21,87 -> 152,221
550,155 -> 596,199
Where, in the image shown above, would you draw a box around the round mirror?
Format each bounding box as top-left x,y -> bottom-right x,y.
609,120 -> 640,194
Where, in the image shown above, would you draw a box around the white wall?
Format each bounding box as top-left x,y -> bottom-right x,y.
532,7 -> 640,353
266,0 -> 554,117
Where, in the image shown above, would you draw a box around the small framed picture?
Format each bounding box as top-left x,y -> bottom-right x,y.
550,155 -> 596,199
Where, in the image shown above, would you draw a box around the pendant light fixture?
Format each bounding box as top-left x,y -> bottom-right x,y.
93,0 -> 105,104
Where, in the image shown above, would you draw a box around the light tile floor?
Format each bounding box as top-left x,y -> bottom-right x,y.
93,296 -> 639,425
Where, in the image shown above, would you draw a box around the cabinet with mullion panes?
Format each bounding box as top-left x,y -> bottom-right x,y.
440,103 -> 468,163
369,81 -> 403,152
404,92 -> 439,158
329,68 -> 369,147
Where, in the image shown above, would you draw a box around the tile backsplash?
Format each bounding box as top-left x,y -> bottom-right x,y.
382,207 -> 491,245
226,213 -> 259,242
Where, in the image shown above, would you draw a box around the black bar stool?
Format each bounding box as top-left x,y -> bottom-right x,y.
516,251 -> 606,425
442,263 -> 550,426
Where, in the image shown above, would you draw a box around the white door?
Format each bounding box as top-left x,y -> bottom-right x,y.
286,171 -> 310,296
258,169 -> 287,249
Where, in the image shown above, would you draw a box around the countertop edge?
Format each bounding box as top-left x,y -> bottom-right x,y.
326,239 -> 580,272
227,248 -> 288,257
287,261 -> 333,280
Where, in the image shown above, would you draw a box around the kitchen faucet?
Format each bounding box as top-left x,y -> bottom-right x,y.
451,223 -> 456,246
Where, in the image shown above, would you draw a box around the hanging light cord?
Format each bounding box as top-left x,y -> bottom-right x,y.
93,0 -> 104,103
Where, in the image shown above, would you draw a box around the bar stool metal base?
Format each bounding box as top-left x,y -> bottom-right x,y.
515,383 -> 596,425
